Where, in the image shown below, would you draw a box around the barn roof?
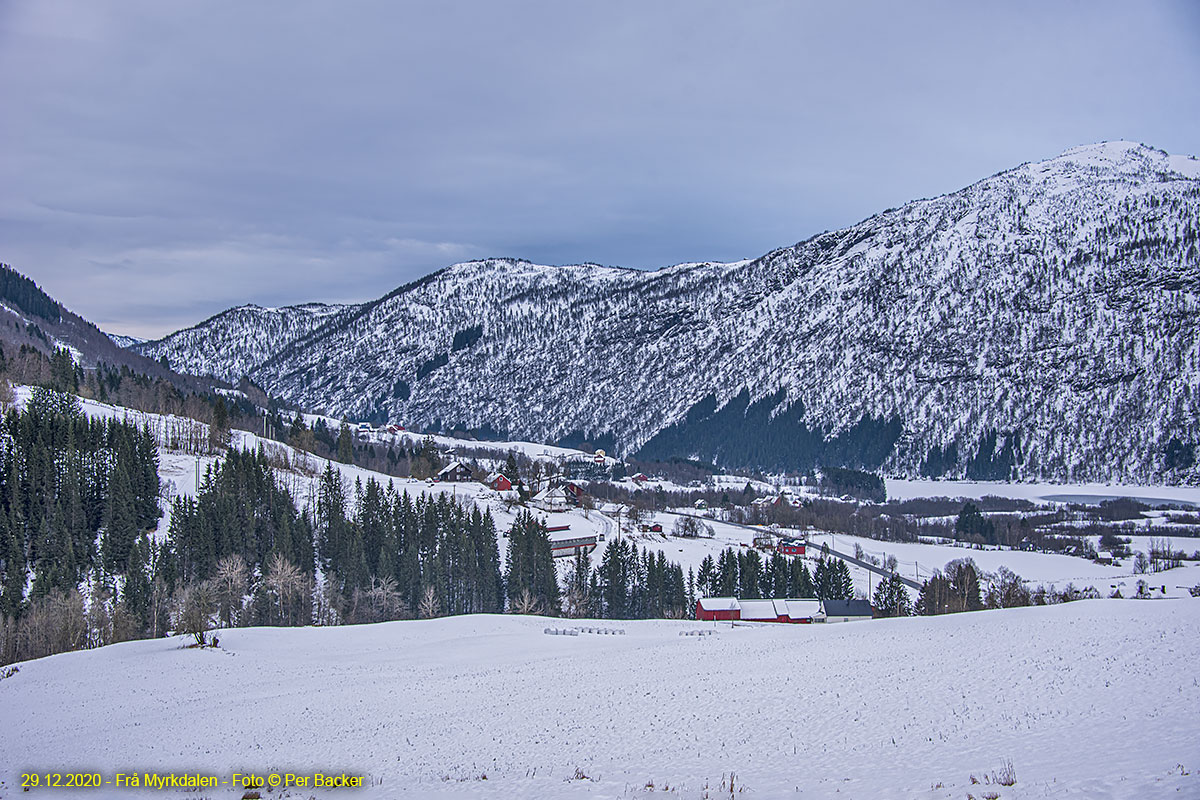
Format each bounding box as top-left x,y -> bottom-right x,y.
738,599 -> 781,620
822,599 -> 873,618
781,599 -> 823,619
697,597 -> 739,611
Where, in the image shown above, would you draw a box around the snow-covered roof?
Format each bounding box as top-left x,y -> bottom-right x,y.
738,600 -> 781,620
437,460 -> 465,476
485,472 -> 507,483
782,599 -> 823,619
697,597 -> 739,611
534,486 -> 568,501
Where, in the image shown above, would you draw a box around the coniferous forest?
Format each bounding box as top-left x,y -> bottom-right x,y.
0,388 -> 697,665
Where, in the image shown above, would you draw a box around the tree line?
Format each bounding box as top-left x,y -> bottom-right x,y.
0,395 -> 696,663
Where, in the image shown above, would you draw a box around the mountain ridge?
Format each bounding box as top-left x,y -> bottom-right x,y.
134,141 -> 1200,482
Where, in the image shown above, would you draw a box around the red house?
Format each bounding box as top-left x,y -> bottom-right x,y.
777,539 -> 806,556
562,481 -> 586,505
486,472 -> 513,491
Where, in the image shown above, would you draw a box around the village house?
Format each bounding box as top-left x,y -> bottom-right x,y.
532,485 -> 570,512
777,538 -> 806,556
562,481 -> 586,506
435,461 -> 473,482
695,597 -> 740,621
485,472 -> 513,492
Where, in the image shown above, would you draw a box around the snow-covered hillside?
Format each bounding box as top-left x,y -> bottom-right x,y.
103,331 -> 145,349
3,601 -> 1198,799
141,302 -> 358,383
24,387 -> 1190,601
137,141 -> 1200,483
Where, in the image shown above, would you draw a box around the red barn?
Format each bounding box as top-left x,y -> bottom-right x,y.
696,597 -> 740,621
695,597 -> 824,623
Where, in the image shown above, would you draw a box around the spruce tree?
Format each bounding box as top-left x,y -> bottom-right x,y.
872,572 -> 911,617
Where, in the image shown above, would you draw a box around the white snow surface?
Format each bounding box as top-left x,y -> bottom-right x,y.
3,601 -> 1199,799
886,478 -> 1200,507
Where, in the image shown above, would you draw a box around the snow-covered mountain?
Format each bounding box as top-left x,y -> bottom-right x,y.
105,331 -> 146,349
137,142 -> 1200,482
142,302 -> 358,383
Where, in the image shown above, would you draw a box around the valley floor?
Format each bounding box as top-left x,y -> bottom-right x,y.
2,599 -> 1198,799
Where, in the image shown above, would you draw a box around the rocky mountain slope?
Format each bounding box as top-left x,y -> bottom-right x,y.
144,302 -> 357,384
135,142 -> 1200,482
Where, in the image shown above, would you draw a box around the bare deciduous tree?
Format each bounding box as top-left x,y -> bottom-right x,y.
264,553 -> 304,626
350,576 -> 407,624
510,588 -> 544,616
213,554 -> 248,628
418,585 -> 441,619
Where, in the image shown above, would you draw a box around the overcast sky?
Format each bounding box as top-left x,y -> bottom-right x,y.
2,1 -> 1198,339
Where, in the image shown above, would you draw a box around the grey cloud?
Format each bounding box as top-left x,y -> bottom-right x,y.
2,0 -> 1197,337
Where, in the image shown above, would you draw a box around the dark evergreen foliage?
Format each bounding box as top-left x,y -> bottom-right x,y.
170,448 -> 313,585
819,466 -> 886,502
965,429 -> 1021,480
592,538 -> 687,619
0,264 -> 62,322
0,388 -> 160,616
451,325 -> 484,352
636,389 -> 903,473
872,572 -> 912,617
415,353 -> 449,380
504,511 -> 559,613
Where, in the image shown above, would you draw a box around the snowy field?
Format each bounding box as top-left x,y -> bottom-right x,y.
886,478 -> 1200,507
3,600 -> 1199,800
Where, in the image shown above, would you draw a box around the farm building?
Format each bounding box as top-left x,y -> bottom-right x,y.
695,597 -> 827,623
436,461 -> 473,482
696,597 -> 740,621
752,533 -> 777,551
532,486 -> 570,512
820,599 -> 873,623
549,534 -> 598,559
485,472 -> 513,492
